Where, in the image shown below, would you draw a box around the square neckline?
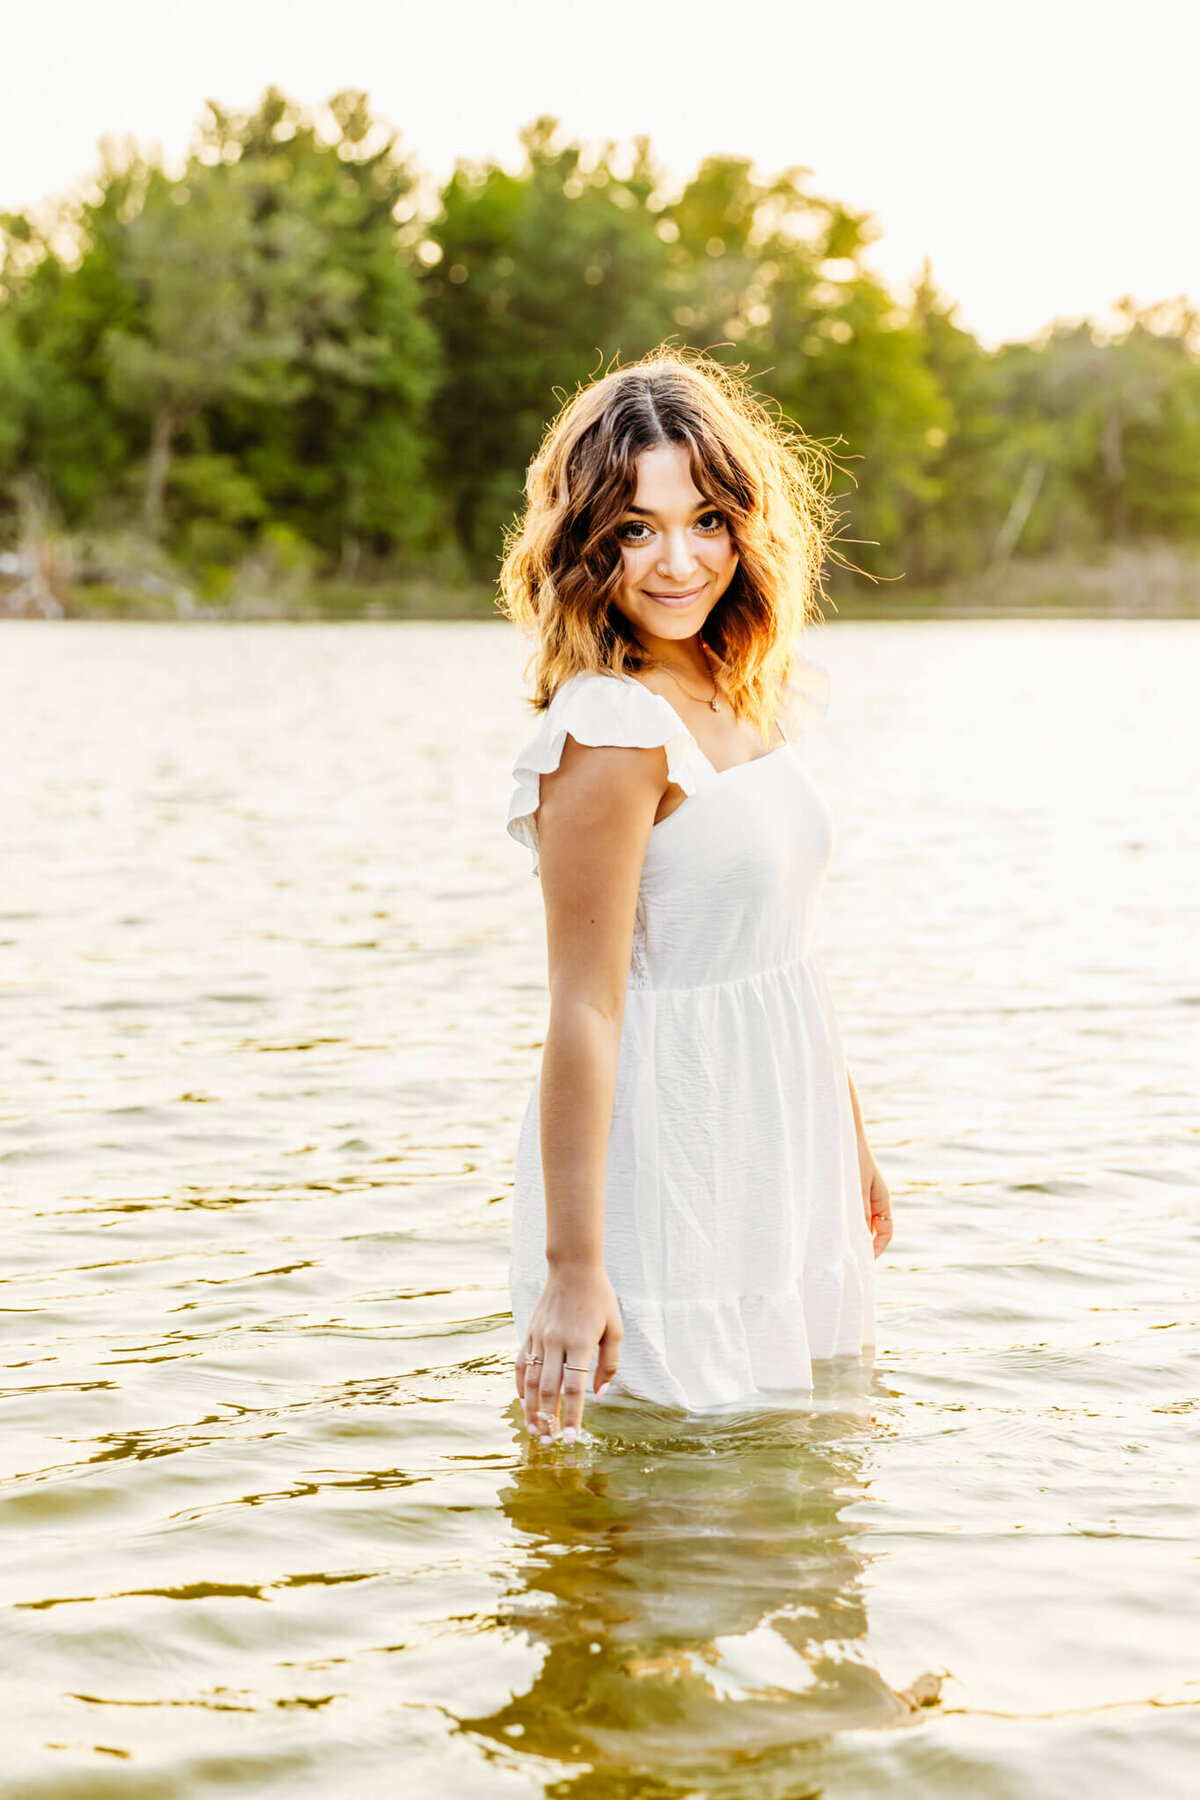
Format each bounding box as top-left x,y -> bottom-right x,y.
703,739 -> 790,777
649,735 -> 793,836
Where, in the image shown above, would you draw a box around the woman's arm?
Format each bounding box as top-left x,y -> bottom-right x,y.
516,732 -> 666,1441
847,1065 -> 894,1257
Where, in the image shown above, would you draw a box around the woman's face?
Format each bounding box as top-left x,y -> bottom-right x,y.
611,442 -> 739,650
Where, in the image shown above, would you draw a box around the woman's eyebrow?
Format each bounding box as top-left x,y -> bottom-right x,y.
624,499 -> 716,517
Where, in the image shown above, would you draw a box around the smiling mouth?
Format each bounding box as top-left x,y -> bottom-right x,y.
646,585 -> 705,602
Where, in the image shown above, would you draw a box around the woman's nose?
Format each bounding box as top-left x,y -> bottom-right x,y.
658,531 -> 699,577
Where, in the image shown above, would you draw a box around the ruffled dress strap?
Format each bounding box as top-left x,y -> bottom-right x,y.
507,672 -> 708,877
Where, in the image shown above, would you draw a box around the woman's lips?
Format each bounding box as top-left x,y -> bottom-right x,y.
645,585 -> 704,608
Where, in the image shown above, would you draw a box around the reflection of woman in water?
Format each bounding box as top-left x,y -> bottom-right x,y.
461,1382 -> 937,1781
501,347 -> 894,1441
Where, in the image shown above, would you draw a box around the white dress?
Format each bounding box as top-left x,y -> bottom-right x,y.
506,653 -> 876,1413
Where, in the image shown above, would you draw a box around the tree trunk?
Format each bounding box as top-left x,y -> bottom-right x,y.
991,460 -> 1046,565
338,532 -> 362,580
1101,404 -> 1127,541
143,402 -> 175,537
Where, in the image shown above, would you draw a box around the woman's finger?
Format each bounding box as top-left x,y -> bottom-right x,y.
870,1177 -> 894,1256
560,1353 -> 592,1436
537,1348 -> 565,1439
522,1345 -> 545,1434
594,1325 -> 620,1398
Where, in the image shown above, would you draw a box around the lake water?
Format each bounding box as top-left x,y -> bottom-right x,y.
2,619 -> 1198,1798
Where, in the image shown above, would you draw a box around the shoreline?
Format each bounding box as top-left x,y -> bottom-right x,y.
4,597 -> 1197,623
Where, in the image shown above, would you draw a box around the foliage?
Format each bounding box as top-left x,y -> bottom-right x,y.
2,93 -> 1199,606
421,117 -> 672,563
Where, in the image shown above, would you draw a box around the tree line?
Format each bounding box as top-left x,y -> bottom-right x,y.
2,87 -> 1198,608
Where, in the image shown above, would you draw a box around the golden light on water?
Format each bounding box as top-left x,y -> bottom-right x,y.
1,619 -> 1197,1793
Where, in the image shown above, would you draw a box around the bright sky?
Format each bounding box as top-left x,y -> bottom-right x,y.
5,0 -> 1197,347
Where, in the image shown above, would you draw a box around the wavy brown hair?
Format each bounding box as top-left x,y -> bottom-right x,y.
498,345 -> 838,736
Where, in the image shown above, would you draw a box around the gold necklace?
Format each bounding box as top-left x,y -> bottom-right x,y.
661,642 -> 724,712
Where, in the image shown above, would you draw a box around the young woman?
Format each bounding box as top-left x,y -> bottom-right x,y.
500,348 -> 893,1442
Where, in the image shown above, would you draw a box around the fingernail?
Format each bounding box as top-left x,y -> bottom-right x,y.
562,1427 -> 577,1446
540,1433 -> 553,1446
526,1423 -> 538,1437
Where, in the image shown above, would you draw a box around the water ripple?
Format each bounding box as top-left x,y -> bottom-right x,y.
1,621 -> 1198,1796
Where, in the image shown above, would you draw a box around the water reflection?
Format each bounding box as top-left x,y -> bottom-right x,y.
464,1367 -> 940,1791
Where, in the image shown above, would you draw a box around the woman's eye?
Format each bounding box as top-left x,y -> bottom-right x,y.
617,513 -> 724,544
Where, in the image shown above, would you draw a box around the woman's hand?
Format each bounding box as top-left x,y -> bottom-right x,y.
846,1066 -> 893,1258
516,1263 -> 622,1442
857,1140 -> 894,1258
